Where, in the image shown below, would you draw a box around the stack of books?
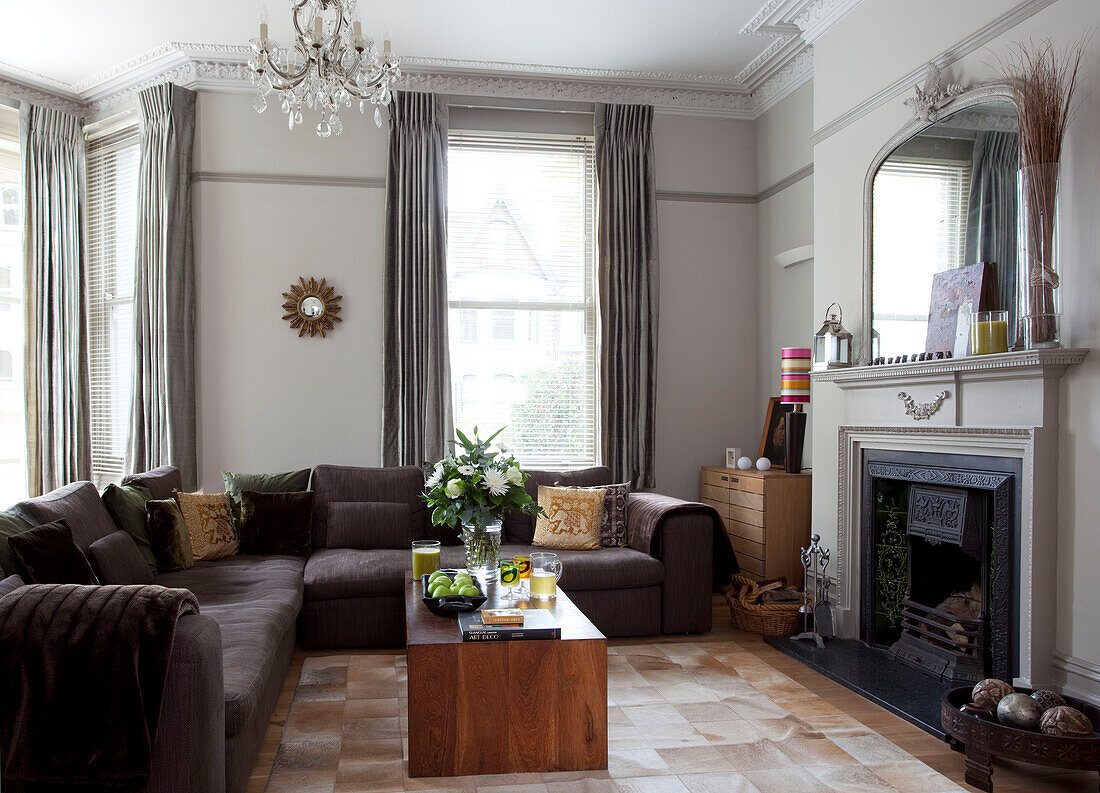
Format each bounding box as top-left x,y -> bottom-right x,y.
458,608 -> 560,641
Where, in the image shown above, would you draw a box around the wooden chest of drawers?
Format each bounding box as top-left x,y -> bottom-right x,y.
700,466 -> 811,585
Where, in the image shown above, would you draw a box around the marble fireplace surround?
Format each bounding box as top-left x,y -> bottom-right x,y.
813,348 -> 1088,689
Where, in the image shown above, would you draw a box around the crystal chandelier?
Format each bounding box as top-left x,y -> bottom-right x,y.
248,0 -> 401,137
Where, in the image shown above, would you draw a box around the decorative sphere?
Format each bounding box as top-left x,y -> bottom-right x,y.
737,456 -> 753,470
1031,689 -> 1067,712
755,457 -> 772,471
1039,705 -> 1094,737
997,692 -> 1044,730
972,678 -> 1014,709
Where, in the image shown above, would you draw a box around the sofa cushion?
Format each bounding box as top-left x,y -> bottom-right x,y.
551,547 -> 665,591
100,482 -> 158,572
503,467 -> 613,543
9,520 -> 100,584
0,574 -> 24,596
88,531 -> 155,585
327,502 -> 412,550
310,465 -> 427,549
239,491 -> 313,556
304,548 -> 409,601
223,468 -> 312,525
147,498 -> 194,573
154,555 -> 305,737
532,486 -> 606,551
122,465 -> 183,500
176,491 -> 238,561
17,481 -> 119,551
0,507 -> 36,576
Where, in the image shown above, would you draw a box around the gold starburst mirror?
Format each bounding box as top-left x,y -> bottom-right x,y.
281,277 -> 343,338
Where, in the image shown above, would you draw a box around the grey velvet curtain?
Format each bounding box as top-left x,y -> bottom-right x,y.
382,91 -> 452,467
126,84 -> 198,490
20,103 -> 92,494
965,130 -> 1019,329
595,103 -> 659,489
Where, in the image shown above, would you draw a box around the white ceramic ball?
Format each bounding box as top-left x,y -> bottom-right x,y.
736,456 -> 753,470
756,457 -> 772,471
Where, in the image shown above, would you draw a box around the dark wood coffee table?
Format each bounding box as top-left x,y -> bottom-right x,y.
405,575 -> 607,777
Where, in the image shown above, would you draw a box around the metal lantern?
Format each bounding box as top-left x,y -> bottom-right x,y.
813,302 -> 853,371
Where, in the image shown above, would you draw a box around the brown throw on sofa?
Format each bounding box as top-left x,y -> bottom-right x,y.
0,584 -> 199,792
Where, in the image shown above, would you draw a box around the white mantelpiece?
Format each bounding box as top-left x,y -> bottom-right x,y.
814,348 -> 1088,689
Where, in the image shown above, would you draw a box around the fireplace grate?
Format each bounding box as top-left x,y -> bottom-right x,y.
890,598 -> 984,683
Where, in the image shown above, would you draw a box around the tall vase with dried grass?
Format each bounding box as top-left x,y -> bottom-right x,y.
999,38 -> 1085,349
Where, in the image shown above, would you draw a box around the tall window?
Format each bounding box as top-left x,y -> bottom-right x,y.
0,104 -> 26,505
872,158 -> 971,357
447,132 -> 598,467
85,125 -> 140,487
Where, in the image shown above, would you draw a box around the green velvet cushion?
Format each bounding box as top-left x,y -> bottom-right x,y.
100,482 -> 157,573
0,508 -> 36,577
8,520 -> 99,585
239,490 -> 314,556
223,468 -> 312,524
146,499 -> 194,573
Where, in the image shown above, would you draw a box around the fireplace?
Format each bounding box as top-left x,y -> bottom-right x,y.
860,450 -> 1020,684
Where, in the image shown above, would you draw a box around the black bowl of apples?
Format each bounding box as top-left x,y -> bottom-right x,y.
420,569 -> 487,615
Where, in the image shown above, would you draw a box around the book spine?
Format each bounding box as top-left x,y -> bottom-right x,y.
461,628 -> 561,642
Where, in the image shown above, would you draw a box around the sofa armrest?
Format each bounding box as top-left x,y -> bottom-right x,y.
148,613 -> 225,793
626,493 -> 737,634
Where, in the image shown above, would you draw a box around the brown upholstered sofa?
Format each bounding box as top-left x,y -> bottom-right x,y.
0,464 -> 732,793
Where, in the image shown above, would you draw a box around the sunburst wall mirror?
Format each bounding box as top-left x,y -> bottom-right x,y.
281,276 -> 343,338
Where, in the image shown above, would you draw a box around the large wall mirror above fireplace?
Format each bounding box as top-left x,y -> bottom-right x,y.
863,85 -> 1021,361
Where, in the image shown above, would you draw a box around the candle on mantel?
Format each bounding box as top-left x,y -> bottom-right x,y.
971,311 -> 1009,355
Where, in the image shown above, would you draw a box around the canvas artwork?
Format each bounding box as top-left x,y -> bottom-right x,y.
926,262 -> 997,354
758,397 -> 794,465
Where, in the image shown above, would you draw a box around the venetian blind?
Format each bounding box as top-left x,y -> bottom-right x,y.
446,132 -> 599,467
85,124 -> 140,487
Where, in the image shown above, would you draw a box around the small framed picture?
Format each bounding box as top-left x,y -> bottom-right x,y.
758,397 -> 794,465
725,447 -> 742,468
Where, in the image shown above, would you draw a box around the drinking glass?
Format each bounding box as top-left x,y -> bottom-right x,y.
498,558 -> 520,599
529,552 -> 563,600
513,554 -> 532,593
412,540 -> 441,580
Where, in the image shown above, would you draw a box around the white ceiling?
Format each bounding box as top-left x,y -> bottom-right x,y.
0,0 -> 775,90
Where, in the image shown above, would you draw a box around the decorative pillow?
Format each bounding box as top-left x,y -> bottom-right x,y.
327,502 -> 412,550
146,499 -> 195,573
560,481 -> 631,548
532,486 -> 606,551
101,482 -> 157,573
175,492 -> 238,561
0,574 -> 24,596
0,507 -> 35,576
239,491 -> 314,556
88,531 -> 155,585
8,520 -> 100,584
223,468 -> 312,525
122,465 -> 183,500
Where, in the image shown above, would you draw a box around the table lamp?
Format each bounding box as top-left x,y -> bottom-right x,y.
780,347 -> 811,473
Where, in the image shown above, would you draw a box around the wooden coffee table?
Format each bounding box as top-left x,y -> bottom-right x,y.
405,575 -> 608,777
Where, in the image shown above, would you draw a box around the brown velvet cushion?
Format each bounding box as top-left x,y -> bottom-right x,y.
223,468 -> 312,526
8,520 -> 99,584
146,499 -> 194,573
239,491 -> 314,556
327,502 -> 413,550
88,531 -> 155,585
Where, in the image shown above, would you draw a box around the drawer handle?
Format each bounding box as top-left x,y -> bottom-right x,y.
720,475 -> 728,481
730,477 -> 739,483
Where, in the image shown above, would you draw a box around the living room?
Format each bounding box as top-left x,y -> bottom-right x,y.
1,1 -> 1099,792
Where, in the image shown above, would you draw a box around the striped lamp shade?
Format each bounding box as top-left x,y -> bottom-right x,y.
780,347 -> 811,405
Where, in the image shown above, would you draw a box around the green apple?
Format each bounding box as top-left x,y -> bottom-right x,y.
434,584 -> 455,597
458,585 -> 480,597
428,571 -> 448,582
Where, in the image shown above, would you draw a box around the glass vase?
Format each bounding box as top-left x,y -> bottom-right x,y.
461,519 -> 502,587
1017,163 -> 1061,349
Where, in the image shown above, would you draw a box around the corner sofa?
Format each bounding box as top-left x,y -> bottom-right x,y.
0,463 -> 731,793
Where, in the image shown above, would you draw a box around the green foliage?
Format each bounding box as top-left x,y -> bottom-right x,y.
422,426 -> 544,529
509,359 -> 587,460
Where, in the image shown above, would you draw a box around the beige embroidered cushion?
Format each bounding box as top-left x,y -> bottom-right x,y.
531,485 -> 606,551
175,491 -> 238,561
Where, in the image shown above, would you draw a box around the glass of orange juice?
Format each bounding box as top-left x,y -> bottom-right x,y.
412,540 -> 441,580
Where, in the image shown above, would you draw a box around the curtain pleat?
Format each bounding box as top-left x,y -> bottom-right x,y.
20,103 -> 91,495
126,84 -> 198,490
382,92 -> 453,467
595,103 -> 659,489
965,130 -> 1019,334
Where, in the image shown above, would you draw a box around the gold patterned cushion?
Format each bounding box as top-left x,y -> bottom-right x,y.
531,485 -> 606,551
175,491 -> 238,561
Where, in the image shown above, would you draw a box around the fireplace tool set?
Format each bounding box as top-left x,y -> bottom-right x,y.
794,534 -> 835,648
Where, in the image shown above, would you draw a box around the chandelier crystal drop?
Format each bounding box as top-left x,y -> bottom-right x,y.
247,0 -> 400,137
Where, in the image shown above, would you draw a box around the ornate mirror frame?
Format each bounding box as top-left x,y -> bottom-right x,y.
860,78 -> 1018,363
281,276 -> 344,338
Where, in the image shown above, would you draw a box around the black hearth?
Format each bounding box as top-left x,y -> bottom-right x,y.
860,450 -> 1020,684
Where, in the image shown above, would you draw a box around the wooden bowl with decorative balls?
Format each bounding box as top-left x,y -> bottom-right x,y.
1040,705 -> 1094,737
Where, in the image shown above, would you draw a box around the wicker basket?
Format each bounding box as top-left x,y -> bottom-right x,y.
725,573 -> 806,636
